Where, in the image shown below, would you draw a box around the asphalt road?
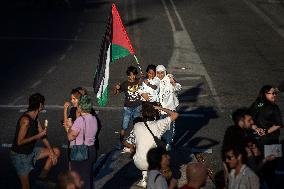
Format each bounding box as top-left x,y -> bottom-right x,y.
1,0 -> 284,188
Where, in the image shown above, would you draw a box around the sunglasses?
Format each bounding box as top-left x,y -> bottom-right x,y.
266,92 -> 277,95
225,155 -> 234,160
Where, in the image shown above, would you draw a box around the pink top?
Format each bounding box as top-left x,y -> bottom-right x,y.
70,114 -> 98,146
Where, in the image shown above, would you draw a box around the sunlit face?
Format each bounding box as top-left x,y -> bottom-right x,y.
71,94 -> 79,107
147,69 -> 156,80
265,88 -> 277,103
156,71 -> 165,80
243,115 -> 254,129
225,150 -> 239,169
160,154 -> 170,168
128,72 -> 137,82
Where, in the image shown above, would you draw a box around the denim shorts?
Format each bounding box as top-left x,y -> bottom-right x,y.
121,105 -> 141,130
10,147 -> 42,176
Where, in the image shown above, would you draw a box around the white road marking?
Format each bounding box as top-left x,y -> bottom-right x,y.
243,0 -> 284,40
0,36 -> 97,42
174,130 -> 190,145
9,95 -> 24,105
31,80 -> 42,88
59,54 -> 66,61
191,148 -> 213,154
19,109 -> 46,113
0,104 -> 123,111
1,143 -> 12,148
175,76 -> 202,80
161,0 -> 223,112
47,66 -> 57,74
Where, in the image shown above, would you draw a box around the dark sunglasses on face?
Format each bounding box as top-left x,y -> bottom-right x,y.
266,92 -> 277,95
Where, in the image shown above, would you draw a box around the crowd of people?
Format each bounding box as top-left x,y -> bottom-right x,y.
221,85 -> 283,189
9,62 -> 283,189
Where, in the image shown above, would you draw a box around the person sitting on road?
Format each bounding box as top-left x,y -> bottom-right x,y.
10,93 -> 60,189
133,101 -> 179,188
179,162 -> 208,189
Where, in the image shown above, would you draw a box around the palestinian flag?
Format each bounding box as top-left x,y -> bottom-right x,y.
94,3 -> 136,107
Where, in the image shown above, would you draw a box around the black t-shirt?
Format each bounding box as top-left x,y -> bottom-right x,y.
251,102 -> 283,143
11,114 -> 39,154
120,79 -> 141,107
68,107 -> 77,122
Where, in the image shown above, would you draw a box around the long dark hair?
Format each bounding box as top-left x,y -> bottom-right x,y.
249,85 -> 273,116
147,147 -> 168,170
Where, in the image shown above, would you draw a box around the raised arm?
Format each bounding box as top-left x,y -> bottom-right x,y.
153,106 -> 179,121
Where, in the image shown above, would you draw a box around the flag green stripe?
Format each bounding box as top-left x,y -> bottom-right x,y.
97,85 -> 109,106
112,44 -> 131,62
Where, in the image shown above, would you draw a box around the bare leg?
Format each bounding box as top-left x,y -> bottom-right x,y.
19,175 -> 30,189
37,147 -> 61,176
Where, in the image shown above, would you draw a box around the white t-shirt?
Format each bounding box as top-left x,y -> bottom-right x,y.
139,78 -> 160,102
133,117 -> 172,171
157,74 -> 181,114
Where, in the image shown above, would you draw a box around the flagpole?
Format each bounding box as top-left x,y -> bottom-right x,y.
133,54 -> 142,73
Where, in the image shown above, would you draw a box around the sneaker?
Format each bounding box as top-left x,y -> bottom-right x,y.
136,178 -> 147,188
121,147 -> 131,154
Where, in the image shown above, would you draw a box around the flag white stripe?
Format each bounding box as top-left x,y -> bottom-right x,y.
97,44 -> 111,99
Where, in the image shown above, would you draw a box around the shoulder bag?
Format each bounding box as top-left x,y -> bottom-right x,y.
70,116 -> 88,161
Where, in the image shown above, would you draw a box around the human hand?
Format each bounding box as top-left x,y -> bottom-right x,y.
141,93 -> 150,101
168,74 -> 176,84
265,154 -> 276,162
49,151 -> 58,165
144,79 -> 149,85
64,101 -> 71,110
255,128 -> 265,136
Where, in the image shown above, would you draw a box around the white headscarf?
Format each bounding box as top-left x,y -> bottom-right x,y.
156,65 -> 166,73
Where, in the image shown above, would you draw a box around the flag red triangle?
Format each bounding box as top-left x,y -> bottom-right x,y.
112,3 -> 135,55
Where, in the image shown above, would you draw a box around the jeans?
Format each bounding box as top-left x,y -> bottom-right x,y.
10,147 -> 42,176
160,114 -> 175,145
121,105 -> 141,131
